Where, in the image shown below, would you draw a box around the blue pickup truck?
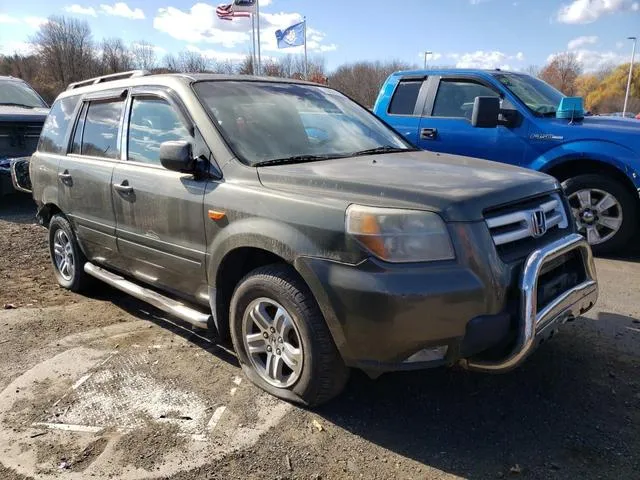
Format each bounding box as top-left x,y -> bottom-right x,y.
373,69 -> 640,253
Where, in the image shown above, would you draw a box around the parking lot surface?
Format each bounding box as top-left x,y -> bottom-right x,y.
0,195 -> 638,479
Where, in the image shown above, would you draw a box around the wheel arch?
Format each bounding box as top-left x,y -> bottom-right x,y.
37,203 -> 63,227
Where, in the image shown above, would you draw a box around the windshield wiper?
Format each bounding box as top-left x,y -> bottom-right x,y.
350,146 -> 416,157
254,154 -> 346,167
0,102 -> 36,109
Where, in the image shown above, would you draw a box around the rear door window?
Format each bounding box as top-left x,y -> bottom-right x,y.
80,99 -> 124,159
388,80 -> 423,115
38,95 -> 81,154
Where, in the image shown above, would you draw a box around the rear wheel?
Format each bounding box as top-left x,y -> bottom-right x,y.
48,214 -> 93,292
229,265 -> 349,406
562,174 -> 637,255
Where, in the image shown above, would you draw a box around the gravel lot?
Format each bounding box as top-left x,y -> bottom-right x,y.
0,194 -> 639,480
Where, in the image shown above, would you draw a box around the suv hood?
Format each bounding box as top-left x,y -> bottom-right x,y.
0,106 -> 49,123
257,151 -> 559,221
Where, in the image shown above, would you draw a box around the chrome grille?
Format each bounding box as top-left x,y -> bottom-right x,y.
486,193 -> 569,247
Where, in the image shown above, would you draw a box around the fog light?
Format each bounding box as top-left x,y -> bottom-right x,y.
403,346 -> 448,363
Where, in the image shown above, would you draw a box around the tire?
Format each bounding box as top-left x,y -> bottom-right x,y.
562,174 -> 638,255
48,214 -> 93,292
229,264 -> 349,406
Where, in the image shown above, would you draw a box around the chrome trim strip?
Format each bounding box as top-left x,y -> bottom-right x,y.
84,262 -> 210,328
463,233 -> 598,372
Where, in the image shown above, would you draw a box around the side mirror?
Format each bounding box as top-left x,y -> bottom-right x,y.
10,157 -> 32,193
159,140 -> 195,173
471,96 -> 500,128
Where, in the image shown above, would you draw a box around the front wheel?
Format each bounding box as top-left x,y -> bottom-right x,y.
229,265 -> 349,406
562,174 -> 638,255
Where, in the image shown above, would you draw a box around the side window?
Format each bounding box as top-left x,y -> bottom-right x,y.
70,103 -> 88,155
432,79 -> 499,119
388,80 -> 423,115
38,95 -> 80,154
81,99 -> 124,159
127,97 -> 191,165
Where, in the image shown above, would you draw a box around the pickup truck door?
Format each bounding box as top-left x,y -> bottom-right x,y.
111,88 -> 209,304
418,75 -> 529,165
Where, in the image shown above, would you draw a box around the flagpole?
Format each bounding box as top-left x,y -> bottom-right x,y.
303,17 -> 308,80
256,0 -> 262,75
251,12 -> 257,74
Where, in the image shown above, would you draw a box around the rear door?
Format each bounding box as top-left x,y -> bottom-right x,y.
419,75 -> 528,164
111,88 -> 209,302
377,77 -> 428,145
59,90 -> 125,264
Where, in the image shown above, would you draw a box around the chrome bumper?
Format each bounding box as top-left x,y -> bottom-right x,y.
463,233 -> 598,373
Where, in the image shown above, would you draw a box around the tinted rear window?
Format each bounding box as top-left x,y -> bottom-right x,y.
388,80 -> 423,115
38,95 -> 80,154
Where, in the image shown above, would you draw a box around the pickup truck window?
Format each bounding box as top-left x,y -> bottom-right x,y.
38,95 -> 80,154
81,99 -> 124,159
432,79 -> 499,119
128,97 -> 191,165
193,81 -> 410,167
493,73 -> 564,116
388,80 -> 423,115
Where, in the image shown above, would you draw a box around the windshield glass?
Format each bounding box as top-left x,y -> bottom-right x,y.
0,79 -> 47,108
193,81 -> 411,166
493,73 -> 564,116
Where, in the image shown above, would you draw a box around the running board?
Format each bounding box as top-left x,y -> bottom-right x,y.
84,262 -> 211,329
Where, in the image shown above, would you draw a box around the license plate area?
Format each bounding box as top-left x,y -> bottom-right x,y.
536,250 -> 586,312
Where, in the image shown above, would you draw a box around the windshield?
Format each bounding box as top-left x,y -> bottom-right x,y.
0,79 -> 47,108
493,73 -> 564,116
193,81 -> 412,166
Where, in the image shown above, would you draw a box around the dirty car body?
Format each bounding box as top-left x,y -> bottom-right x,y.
25,71 -> 598,405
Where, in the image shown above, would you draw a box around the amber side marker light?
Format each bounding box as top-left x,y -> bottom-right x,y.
208,210 -> 226,221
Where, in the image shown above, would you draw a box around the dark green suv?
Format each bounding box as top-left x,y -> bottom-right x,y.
19,70 -> 598,405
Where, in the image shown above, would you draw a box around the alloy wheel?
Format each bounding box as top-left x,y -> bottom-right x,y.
568,188 -> 623,245
53,229 -> 74,281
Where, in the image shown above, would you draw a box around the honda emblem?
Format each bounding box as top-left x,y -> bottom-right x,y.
530,209 -> 547,238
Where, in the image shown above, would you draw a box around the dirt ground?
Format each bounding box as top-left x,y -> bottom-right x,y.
0,193 -> 639,480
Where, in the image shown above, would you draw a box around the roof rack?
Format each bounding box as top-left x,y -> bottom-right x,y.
66,70 -> 150,90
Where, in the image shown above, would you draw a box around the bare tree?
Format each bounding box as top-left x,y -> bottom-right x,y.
525,65 -> 540,77
101,37 -> 133,74
237,54 -> 254,75
178,51 -> 209,73
130,40 -> 157,70
539,52 -> 583,95
31,16 -> 97,89
163,53 -> 180,73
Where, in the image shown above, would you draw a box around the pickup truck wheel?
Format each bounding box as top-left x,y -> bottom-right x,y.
48,214 -> 92,292
229,265 -> 349,406
562,174 -> 637,254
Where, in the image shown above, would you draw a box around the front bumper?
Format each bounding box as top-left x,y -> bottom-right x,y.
296,233 -> 597,374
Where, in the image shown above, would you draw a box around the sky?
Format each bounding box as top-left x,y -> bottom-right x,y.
0,0 -> 639,73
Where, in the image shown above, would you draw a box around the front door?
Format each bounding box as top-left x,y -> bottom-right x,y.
59,93 -> 124,264
111,91 -> 209,302
419,76 -> 529,165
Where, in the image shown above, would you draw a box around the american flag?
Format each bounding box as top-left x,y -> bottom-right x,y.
216,3 -> 252,20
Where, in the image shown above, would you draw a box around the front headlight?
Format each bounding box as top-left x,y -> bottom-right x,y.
345,205 -> 455,263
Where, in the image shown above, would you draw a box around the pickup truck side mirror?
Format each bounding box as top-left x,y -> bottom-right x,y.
159,140 -> 195,173
471,96 -> 500,128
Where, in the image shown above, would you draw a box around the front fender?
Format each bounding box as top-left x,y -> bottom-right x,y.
528,140 -> 640,188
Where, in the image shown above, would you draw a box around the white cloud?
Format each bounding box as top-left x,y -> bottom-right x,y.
100,2 -> 145,20
153,4 -> 336,54
557,0 -> 639,24
548,49 -> 628,72
0,13 -> 20,23
568,35 -> 599,50
0,41 -> 35,56
131,42 -> 166,55
24,17 -> 48,29
447,50 -> 525,69
64,4 -> 97,17
186,45 -> 250,63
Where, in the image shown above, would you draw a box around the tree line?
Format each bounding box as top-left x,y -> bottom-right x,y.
1,15 -> 637,113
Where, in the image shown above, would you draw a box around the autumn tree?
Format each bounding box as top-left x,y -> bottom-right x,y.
539,52 -> 582,96
585,63 -> 640,114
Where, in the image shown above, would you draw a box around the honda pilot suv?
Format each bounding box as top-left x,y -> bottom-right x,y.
19,70 -> 598,405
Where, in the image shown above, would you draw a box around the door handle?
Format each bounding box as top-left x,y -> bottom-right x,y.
58,170 -> 72,185
420,128 -> 438,140
113,181 -> 133,195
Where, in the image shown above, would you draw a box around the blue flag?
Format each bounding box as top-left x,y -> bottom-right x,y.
275,21 -> 305,48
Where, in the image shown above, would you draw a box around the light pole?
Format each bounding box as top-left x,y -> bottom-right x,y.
622,36 -> 636,116
424,51 -> 432,69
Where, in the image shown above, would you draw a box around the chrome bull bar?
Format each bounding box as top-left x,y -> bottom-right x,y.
463,233 -> 598,373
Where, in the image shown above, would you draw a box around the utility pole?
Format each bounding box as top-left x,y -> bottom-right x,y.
623,36 -> 636,116
424,51 -> 432,69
